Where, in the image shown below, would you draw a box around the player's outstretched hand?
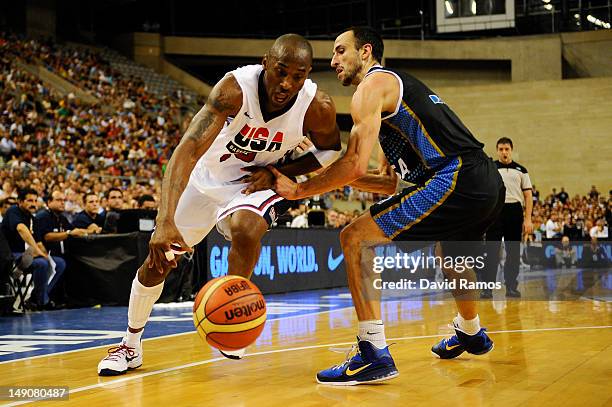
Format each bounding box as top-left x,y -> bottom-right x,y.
147,220 -> 192,272
240,166 -> 275,195
267,165 -> 301,200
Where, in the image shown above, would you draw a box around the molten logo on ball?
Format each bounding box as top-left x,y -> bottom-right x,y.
224,299 -> 266,321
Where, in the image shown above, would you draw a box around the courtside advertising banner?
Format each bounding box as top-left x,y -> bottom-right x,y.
205,228 -> 347,294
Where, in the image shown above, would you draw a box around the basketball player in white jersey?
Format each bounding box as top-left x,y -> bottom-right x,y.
97,34 -> 340,376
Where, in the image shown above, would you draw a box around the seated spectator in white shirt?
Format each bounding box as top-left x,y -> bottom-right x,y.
589,219 -> 609,238
545,213 -> 562,239
0,136 -> 17,159
290,204 -> 308,228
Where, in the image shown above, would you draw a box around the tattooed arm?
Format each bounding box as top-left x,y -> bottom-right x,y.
148,75 -> 242,270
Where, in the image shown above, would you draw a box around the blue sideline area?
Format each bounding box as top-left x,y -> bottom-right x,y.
0,288 -> 355,362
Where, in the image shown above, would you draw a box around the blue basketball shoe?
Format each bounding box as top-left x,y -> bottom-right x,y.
316,338 -> 399,385
431,322 -> 494,359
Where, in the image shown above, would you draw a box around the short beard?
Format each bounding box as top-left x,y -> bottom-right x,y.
342,67 -> 357,86
341,60 -> 363,86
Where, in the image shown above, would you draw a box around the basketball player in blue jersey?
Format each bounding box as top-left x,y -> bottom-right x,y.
265,27 -> 505,385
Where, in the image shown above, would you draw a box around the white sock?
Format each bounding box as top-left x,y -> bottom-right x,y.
125,329 -> 143,348
126,276 -> 164,346
454,313 -> 481,335
358,320 -> 387,349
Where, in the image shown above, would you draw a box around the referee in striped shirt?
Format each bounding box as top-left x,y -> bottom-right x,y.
481,137 -> 533,298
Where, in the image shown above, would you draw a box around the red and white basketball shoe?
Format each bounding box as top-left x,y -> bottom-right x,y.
97,340 -> 143,376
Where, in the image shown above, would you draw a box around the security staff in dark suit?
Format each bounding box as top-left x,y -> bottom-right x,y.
103,188 -> 124,233
35,191 -> 90,257
73,192 -> 105,232
482,137 -> 533,298
35,191 -> 91,307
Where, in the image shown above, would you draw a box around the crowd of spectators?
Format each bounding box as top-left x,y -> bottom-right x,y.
0,33 -> 188,211
274,184 -> 611,237
530,185 -> 610,242
0,33 -> 195,312
273,200 -> 363,229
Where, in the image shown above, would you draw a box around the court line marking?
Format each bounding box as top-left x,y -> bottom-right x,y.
1,324 -> 611,407
579,296 -> 611,302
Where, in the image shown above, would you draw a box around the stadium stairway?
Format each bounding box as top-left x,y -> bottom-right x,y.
98,47 -> 199,103
15,61 -> 100,105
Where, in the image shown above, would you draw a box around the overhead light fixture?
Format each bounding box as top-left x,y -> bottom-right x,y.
471,0 -> 477,15
574,14 -> 580,19
544,4 -> 553,10
541,0 -> 551,3
445,0 -> 454,15
587,14 -> 611,28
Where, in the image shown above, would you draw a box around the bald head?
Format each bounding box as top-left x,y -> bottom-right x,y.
48,190 -> 66,212
261,33 -> 313,110
268,33 -> 313,66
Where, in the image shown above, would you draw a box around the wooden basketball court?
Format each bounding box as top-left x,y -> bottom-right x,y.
1,288 -> 610,407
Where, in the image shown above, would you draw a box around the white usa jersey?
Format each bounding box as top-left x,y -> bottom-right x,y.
190,64 -> 317,189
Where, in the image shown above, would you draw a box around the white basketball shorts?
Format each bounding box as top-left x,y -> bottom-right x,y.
174,177 -> 289,246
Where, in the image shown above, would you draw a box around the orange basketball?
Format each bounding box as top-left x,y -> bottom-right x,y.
192,275 -> 266,351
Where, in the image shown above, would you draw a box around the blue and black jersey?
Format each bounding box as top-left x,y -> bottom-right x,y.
366,65 -> 483,185
367,65 -> 504,242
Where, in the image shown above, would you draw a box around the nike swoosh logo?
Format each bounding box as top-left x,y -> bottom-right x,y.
244,112 -> 253,119
126,356 -> 137,362
327,249 -> 344,271
445,343 -> 461,351
346,363 -> 372,376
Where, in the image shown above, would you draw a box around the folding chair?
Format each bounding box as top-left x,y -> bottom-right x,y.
8,257 -> 34,313
0,266 -> 15,315
0,229 -> 17,315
